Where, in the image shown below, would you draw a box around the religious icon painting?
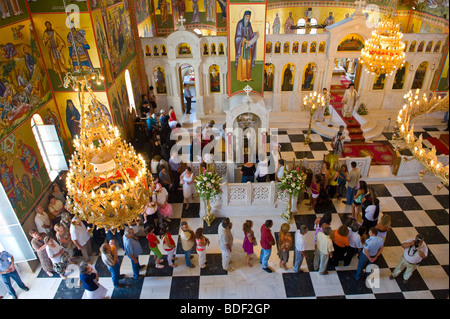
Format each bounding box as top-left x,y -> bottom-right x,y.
203,43 -> 209,55
373,73 -> 386,90
153,66 -> 167,94
274,41 -> 281,54
392,63 -> 407,90
409,41 -> 416,52
283,42 -> 290,54
318,41 -> 325,53
228,4 -> 265,95
301,41 -> 307,53
302,63 -> 315,91
412,62 -> 427,90
266,42 -> 272,54
209,64 -> 220,93
292,41 -> 299,54
425,41 -> 432,52
403,41 -> 408,52
310,41 -> 316,53
178,43 -> 191,55
281,63 -> 295,92
417,41 -> 424,52
434,41 -> 441,52
153,45 -> 159,56
219,43 -> 225,55
145,45 -> 151,56
211,43 -> 217,55
161,44 -> 167,56
264,63 -> 274,92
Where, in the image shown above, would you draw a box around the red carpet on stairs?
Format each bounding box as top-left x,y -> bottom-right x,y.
426,136 -> 449,155
330,94 -> 365,143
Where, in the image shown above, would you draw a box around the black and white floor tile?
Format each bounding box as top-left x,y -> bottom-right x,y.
9,178 -> 449,300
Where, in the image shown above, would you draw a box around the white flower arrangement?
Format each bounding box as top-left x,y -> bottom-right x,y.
278,163 -> 307,197
194,166 -> 222,201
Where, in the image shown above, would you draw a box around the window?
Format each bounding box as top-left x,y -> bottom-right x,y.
125,69 -> 136,113
310,18 -> 318,34
31,114 -> 68,182
193,29 -> 202,35
296,19 -> 306,34
0,183 -> 36,263
266,22 -> 270,35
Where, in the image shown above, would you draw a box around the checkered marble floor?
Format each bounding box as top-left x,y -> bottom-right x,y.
9,178 -> 449,300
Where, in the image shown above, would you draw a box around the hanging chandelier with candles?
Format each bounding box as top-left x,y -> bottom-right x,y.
61,0 -> 150,230
396,89 -> 449,187
65,76 -> 151,230
360,1 -> 405,76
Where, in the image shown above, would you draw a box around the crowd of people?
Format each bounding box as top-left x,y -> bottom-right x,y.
1,89 -> 429,299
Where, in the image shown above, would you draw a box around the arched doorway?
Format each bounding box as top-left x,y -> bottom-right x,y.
179,63 -> 195,115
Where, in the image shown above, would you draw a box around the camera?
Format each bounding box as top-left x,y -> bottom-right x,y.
337,132 -> 342,137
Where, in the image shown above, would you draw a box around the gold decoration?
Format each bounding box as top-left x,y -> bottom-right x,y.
360,7 -> 405,76
396,90 -> 449,187
303,92 -> 325,144
65,75 -> 150,230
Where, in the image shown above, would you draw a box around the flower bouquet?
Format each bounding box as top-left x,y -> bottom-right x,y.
278,161 -> 307,223
194,165 -> 222,226
357,103 -> 368,115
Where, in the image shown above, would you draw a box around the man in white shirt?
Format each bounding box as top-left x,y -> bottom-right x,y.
255,159 -> 268,182
293,225 -> 308,273
218,218 -> 234,272
390,234 -> 428,284
69,216 -> 92,262
344,222 -> 364,266
34,204 -> 52,235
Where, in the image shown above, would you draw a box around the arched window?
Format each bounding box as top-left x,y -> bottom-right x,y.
296,18 -> 306,34
31,113 -> 68,181
125,69 -> 136,113
434,41 -> 442,52
266,22 -> 270,35
310,18 -> 318,34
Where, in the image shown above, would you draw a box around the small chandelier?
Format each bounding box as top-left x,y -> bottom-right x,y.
64,75 -> 150,230
360,4 -> 405,76
396,89 -> 449,187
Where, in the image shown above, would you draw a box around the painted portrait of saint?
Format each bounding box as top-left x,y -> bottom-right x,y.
67,26 -> 94,72
65,99 -> 81,138
234,10 -> 259,82
42,21 -> 68,86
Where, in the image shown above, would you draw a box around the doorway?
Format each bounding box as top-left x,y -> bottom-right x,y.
179,63 -> 195,116
331,58 -> 361,91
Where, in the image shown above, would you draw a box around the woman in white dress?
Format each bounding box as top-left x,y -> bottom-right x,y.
180,167 -> 195,210
342,83 -> 359,118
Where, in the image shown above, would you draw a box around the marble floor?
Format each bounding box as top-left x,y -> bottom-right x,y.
6,177 -> 448,300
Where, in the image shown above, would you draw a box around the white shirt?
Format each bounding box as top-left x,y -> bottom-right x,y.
35,212 -> 52,234
365,204 -> 381,221
403,239 -> 428,264
70,223 -> 91,246
46,242 -> 64,264
347,228 -> 363,249
295,231 -> 307,252
255,161 -> 268,177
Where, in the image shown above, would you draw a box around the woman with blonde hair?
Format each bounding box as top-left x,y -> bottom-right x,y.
278,223 -> 293,270
328,162 -> 340,199
242,220 -> 257,267
376,214 -> 391,241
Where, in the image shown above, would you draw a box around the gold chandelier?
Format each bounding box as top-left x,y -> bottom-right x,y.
396,89 -> 449,187
360,6 -> 405,76
64,74 -> 150,230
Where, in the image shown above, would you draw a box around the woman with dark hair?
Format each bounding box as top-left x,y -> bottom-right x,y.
195,228 -> 210,269
337,164 -> 348,200
319,162 -> 331,203
79,261 -> 108,299
351,180 -> 368,220
362,198 -> 381,230
308,174 -> 321,211
148,86 -> 157,110
160,223 -> 177,268
180,167 -> 195,210
242,220 -> 257,267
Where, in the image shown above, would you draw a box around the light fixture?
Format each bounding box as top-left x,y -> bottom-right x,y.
396,89 -> 449,187
303,92 -> 325,144
359,1 -> 405,76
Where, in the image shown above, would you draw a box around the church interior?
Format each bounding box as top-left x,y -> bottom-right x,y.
0,0 -> 448,301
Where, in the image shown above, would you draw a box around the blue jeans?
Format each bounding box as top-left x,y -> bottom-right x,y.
108,262 -> 121,287
293,249 -> 305,272
184,247 -> 193,267
260,248 -> 271,269
241,176 -> 255,183
346,186 -> 356,204
1,270 -> 27,299
354,253 -> 370,280
128,256 -> 141,279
